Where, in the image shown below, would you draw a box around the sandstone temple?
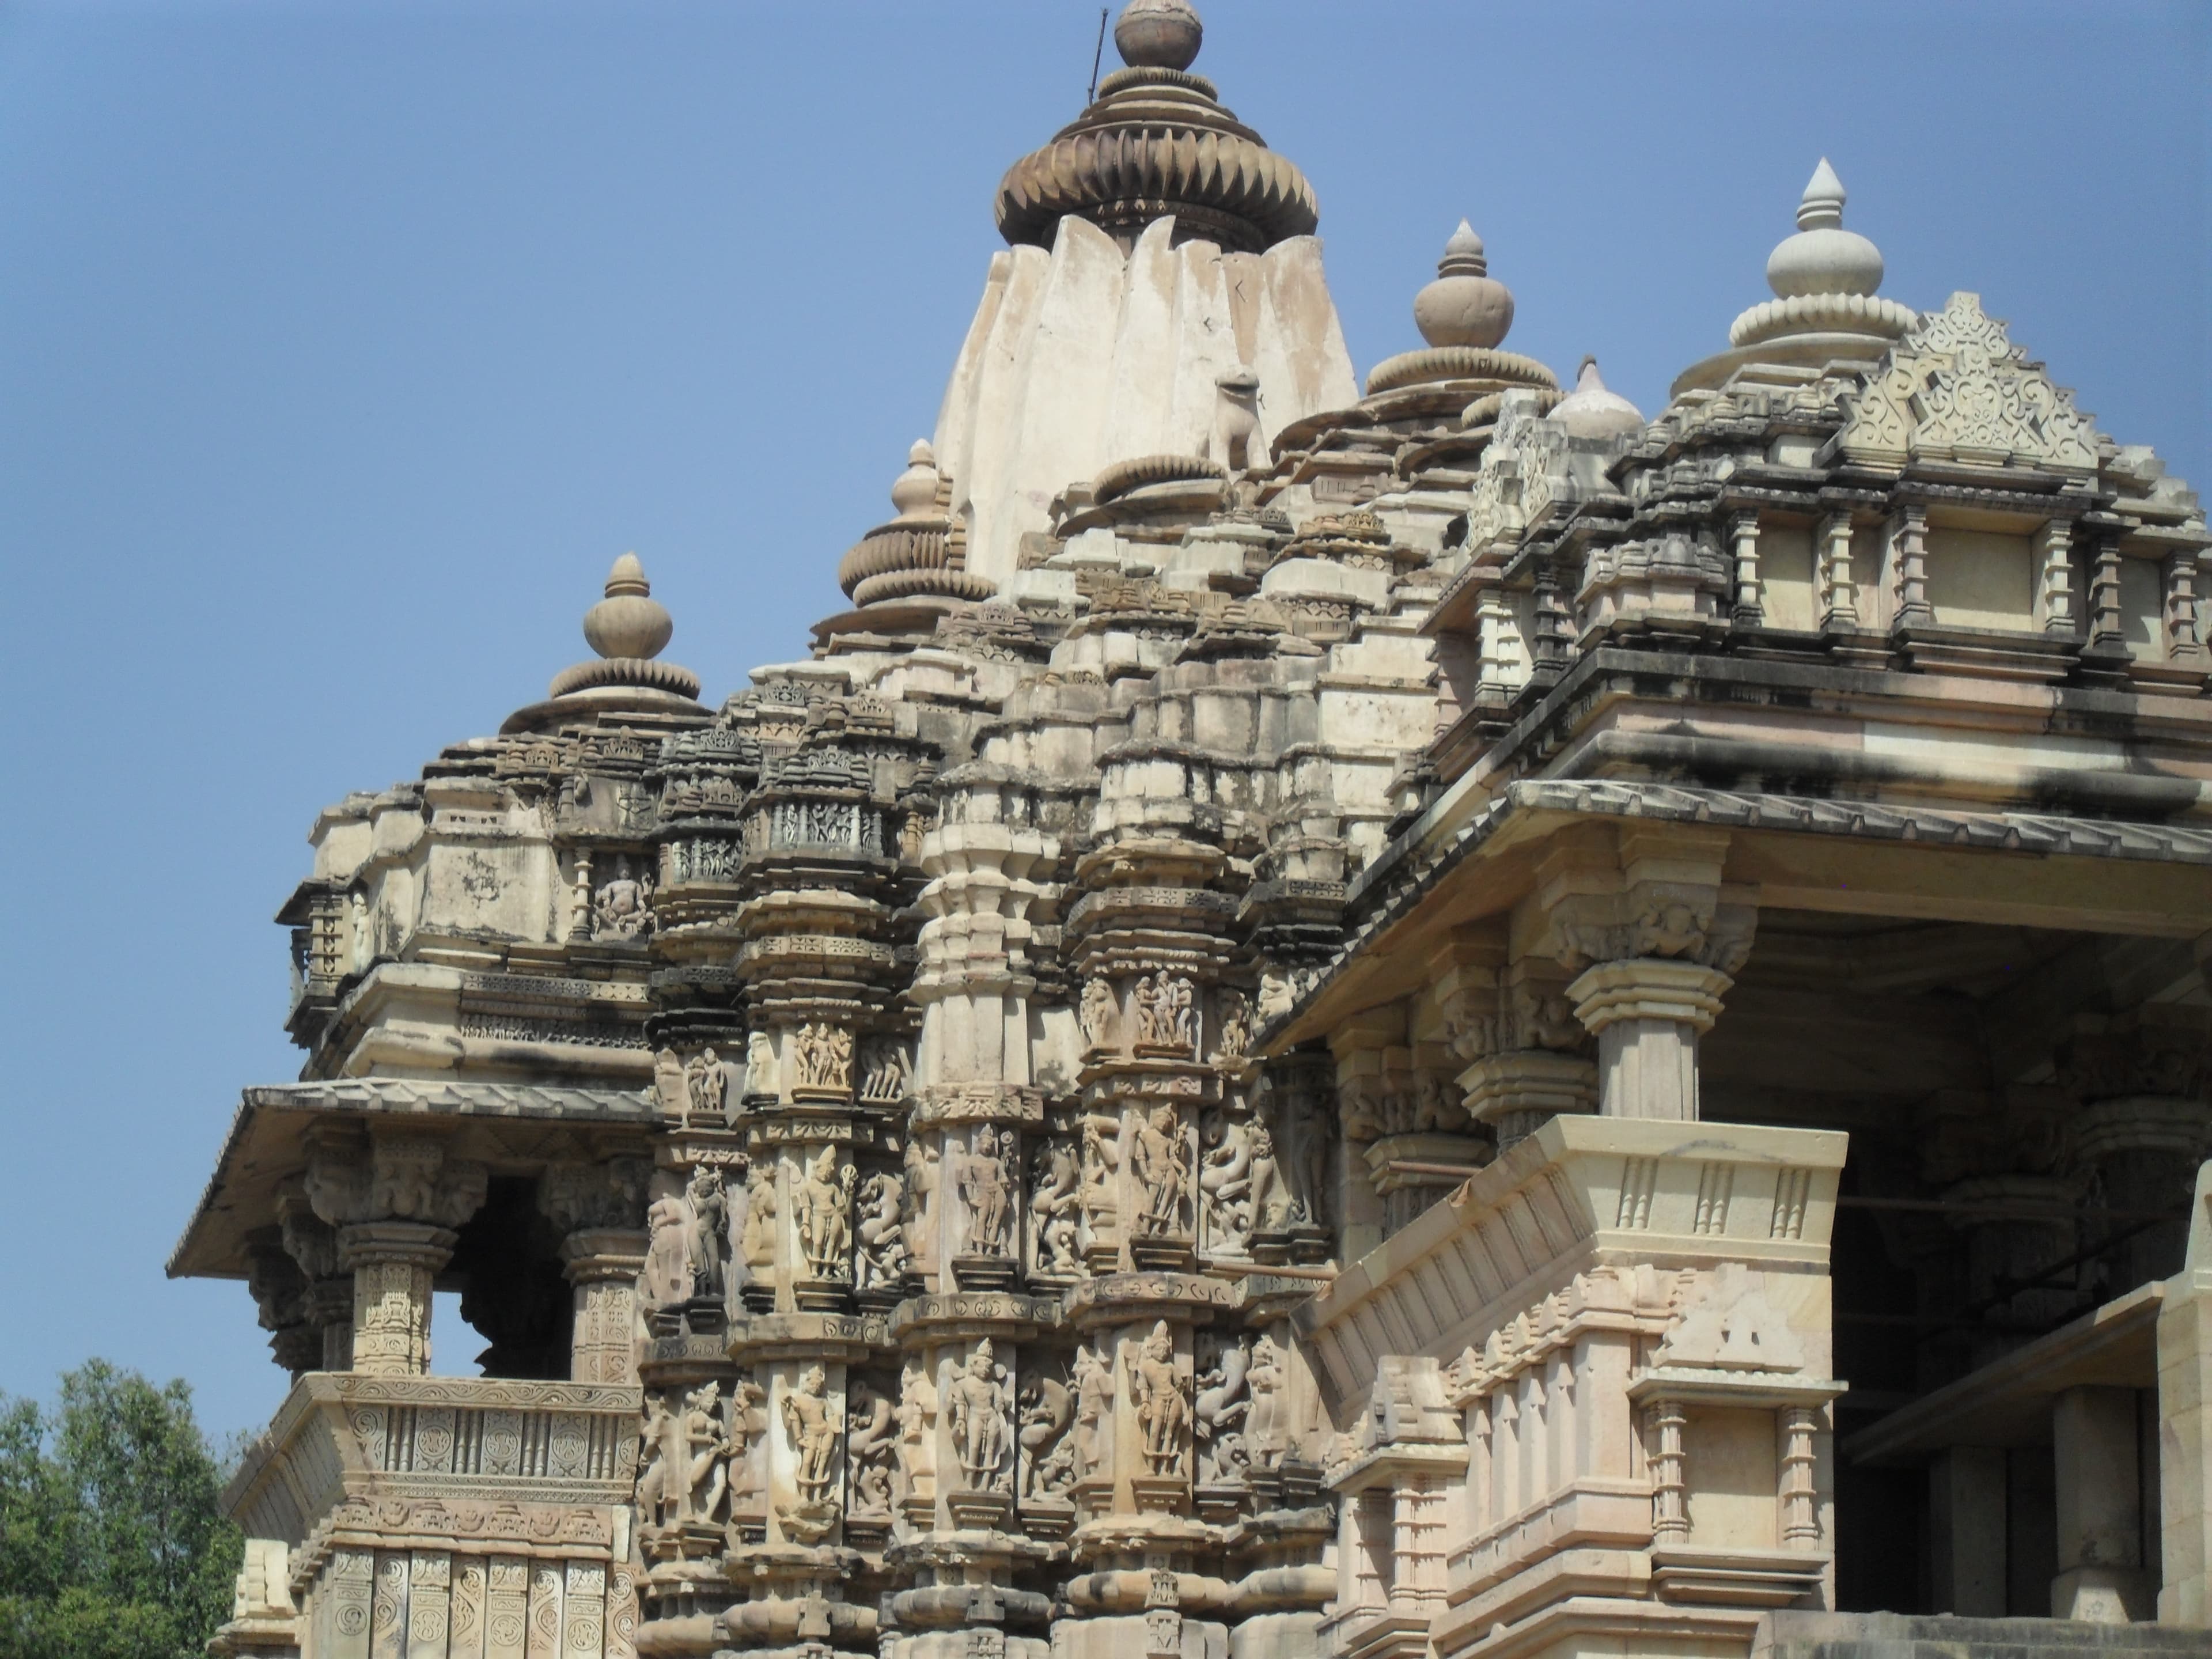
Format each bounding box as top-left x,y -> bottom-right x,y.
174,6 -> 2212,1659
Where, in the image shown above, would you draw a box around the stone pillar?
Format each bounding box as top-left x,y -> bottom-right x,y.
2166,550 -> 2207,664
305,1129 -> 486,1378
2060,1015 -> 2212,1296
2052,1385 -> 2150,1622
1729,509 -> 1763,624
1929,1446 -> 2007,1616
278,1195 -> 352,1373
1567,958 -> 1731,1122
2037,519 -> 2078,635
338,1222 -> 457,1377
1818,510 -> 1858,629
561,1228 -> 648,1385
245,1228 -> 318,1381
1889,503 -> 1931,627
2160,1159 -> 2212,1623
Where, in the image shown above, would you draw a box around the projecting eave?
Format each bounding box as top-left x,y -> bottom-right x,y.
166,1078 -> 657,1282
1257,777 -> 2212,1057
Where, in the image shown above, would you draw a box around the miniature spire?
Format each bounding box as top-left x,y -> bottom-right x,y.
1548,355 -> 1645,440
1414,219 -> 1514,349
1765,157 -> 1883,299
1114,0 -> 1202,71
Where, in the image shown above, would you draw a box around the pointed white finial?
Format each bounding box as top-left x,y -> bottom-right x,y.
1797,158 -> 1846,231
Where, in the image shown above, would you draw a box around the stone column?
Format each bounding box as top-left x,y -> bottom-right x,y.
1929,1446 -> 2007,1616
1818,510 -> 1858,629
1729,509 -> 1763,624
278,1195 -> 352,1372
2060,1016 -> 2212,1297
539,1156 -> 651,1385
338,1222 -> 458,1377
245,1228 -> 318,1381
1889,504 -> 1931,627
2037,518 -> 2077,636
2052,1385 -> 2150,1622
304,1130 -> 486,1378
2159,1160 -> 2212,1623
1533,825 -> 1752,1124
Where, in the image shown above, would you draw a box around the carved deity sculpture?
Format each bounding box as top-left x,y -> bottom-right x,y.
1215,991 -> 1252,1060
642,1189 -> 691,1308
957,1127 -> 1014,1257
592,855 -> 653,940
1245,1333 -> 1287,1467
1128,1321 -> 1188,1478
1080,977 -> 1117,1051
1080,1118 -> 1119,1246
637,1392 -> 677,1525
1247,1125 -> 1289,1234
683,1048 -> 728,1123
857,1037 -> 911,1104
1071,1342 -> 1113,1480
781,1364 -> 840,1506
795,1147 -> 852,1280
1195,1336 -> 1251,1484
682,1381 -> 729,1521
895,1358 -> 938,1501
946,1340 -> 1012,1490
1019,1374 -> 1075,1501
846,1382 -> 896,1516
793,1022 -> 855,1093
740,1164 -> 777,1272
854,1171 -> 907,1288
1028,1138 -> 1081,1276
1132,1105 -> 1191,1237
684,1165 -> 728,1302
727,1378 -> 767,1505
745,1030 -> 777,1096
1199,1116 -> 1254,1248
900,1138 -> 936,1269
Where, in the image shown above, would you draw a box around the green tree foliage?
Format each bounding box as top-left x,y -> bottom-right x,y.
0,1361 -> 241,1659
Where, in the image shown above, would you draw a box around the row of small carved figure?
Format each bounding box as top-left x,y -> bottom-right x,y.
634,1327 -> 1295,1538
640,1112 -> 1334,1306
1078,976 -> 1252,1061
654,1032 -> 912,1119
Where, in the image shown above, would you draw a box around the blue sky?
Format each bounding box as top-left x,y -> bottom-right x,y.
1,0 -> 2204,1442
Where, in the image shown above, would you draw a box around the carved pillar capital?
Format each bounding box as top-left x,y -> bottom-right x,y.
1567,959 -> 1734,1123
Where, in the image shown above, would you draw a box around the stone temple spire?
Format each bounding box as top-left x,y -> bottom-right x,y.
994,0 -> 1318,253
505,552 -> 702,732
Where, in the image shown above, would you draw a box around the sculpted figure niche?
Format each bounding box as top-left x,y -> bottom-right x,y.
1029,1138 -> 1082,1276
1128,1321 -> 1190,1478
793,1022 -> 855,1094
685,1165 -> 729,1302
591,854 -> 653,940
795,1148 -> 853,1281
1071,1342 -> 1113,1482
1018,1372 -> 1075,1500
945,1340 -> 1013,1490
740,1164 -> 777,1274
643,1185 -> 692,1309
780,1364 -> 841,1539
1132,1106 -> 1191,1237
846,1381 -> 896,1516
957,1127 -> 1014,1257
1132,974 -> 1197,1052
854,1171 -> 907,1289
1079,978 -> 1117,1051
683,1048 -> 728,1123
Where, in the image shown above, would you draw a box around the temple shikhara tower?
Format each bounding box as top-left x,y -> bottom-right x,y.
175,7 -> 2212,1659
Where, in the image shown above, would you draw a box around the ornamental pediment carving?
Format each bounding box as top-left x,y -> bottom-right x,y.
1840,291 -> 2097,472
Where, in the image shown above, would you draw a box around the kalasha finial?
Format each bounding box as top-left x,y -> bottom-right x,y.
889,440 -> 941,522
1414,219 -> 1514,350
1766,158 -> 1883,299
582,551 -> 674,662
1115,0 -> 1202,71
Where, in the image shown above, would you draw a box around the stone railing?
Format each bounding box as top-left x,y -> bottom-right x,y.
223,1373 -> 643,1659
1296,1115 -> 1847,1659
